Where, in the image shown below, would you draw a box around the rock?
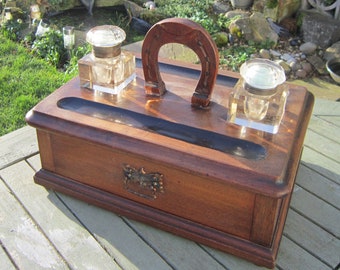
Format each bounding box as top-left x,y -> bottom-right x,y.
296,69 -> 307,78
290,61 -> 301,72
230,0 -> 254,9
228,12 -> 278,44
324,41 -> 340,61
213,0 -> 231,14
270,49 -> 281,58
281,53 -> 296,64
228,33 -> 235,45
307,54 -> 328,75
224,10 -> 250,20
253,0 -> 300,23
124,1 -> 144,17
276,60 -> 291,74
259,48 -> 270,59
299,42 -> 317,55
301,10 -> 340,48
301,62 -> 313,74
289,38 -> 300,47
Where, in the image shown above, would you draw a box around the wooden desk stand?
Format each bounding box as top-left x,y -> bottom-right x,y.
26,19 -> 314,269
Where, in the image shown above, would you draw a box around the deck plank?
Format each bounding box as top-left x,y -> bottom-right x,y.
0,175 -> 68,269
0,161 -> 122,270
283,209 -> 340,268
0,126 -> 38,170
124,219 -> 228,270
296,164 -> 339,209
290,185 -> 340,237
312,99 -> 340,116
0,246 -> 16,270
275,237 -> 331,270
308,115 -> 340,142
304,129 -> 340,163
318,116 -> 340,127
301,147 -> 340,185
54,194 -> 172,270
200,246 -> 269,270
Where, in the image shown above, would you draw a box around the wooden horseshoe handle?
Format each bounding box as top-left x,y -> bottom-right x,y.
141,18 -> 219,108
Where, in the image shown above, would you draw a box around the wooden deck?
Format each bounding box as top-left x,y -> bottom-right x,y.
0,98 -> 339,270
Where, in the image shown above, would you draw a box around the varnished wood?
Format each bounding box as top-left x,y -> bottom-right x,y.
142,18 -> 219,108
4,96 -> 339,270
25,51 -> 313,268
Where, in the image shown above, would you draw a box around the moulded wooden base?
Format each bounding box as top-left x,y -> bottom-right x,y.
35,168 -> 279,268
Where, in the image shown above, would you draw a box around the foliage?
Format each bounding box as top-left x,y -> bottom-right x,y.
156,0 -> 231,34
0,0 -> 285,136
64,43 -> 91,76
266,0 -> 278,9
0,35 -> 73,136
219,40 -> 275,71
0,20 -> 24,41
31,29 -> 67,68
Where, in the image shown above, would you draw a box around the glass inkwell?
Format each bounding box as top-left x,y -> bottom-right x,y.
78,25 -> 136,95
228,59 -> 288,134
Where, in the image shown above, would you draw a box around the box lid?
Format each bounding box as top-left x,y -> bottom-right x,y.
26,57 -> 314,197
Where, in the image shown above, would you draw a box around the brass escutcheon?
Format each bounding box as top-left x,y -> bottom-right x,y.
123,164 -> 164,199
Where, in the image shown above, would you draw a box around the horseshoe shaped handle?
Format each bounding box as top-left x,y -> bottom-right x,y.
141,18 -> 219,108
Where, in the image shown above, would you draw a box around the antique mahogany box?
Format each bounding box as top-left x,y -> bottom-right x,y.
26,19 -> 314,268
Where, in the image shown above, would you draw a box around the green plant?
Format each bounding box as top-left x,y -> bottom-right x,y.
0,20 -> 24,41
64,43 -> 91,76
266,0 -> 278,9
31,29 -> 67,68
219,39 -> 275,71
0,35 -> 73,135
157,0 -> 225,34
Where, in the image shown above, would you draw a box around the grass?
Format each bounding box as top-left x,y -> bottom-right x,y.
0,35 -> 74,136
0,0 -> 275,136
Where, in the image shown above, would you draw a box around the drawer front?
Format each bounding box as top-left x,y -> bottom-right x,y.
44,133 -> 255,240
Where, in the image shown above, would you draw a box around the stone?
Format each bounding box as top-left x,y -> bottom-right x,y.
228,12 -> 278,44
253,0 -> 301,23
324,41 -> 340,61
301,10 -> 340,48
290,61 -> 301,72
301,62 -> 313,74
124,0 -> 143,17
289,38 -> 300,47
230,0 -> 254,9
270,49 -> 281,58
281,53 -> 296,64
228,33 -> 235,45
213,0 -> 231,14
299,42 -> 317,55
276,60 -> 291,74
307,54 -> 328,75
224,10 -> 250,20
296,69 -> 307,78
259,49 -> 270,59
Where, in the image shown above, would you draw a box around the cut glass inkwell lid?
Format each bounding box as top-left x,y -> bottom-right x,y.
240,59 -> 286,96
86,25 -> 126,58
